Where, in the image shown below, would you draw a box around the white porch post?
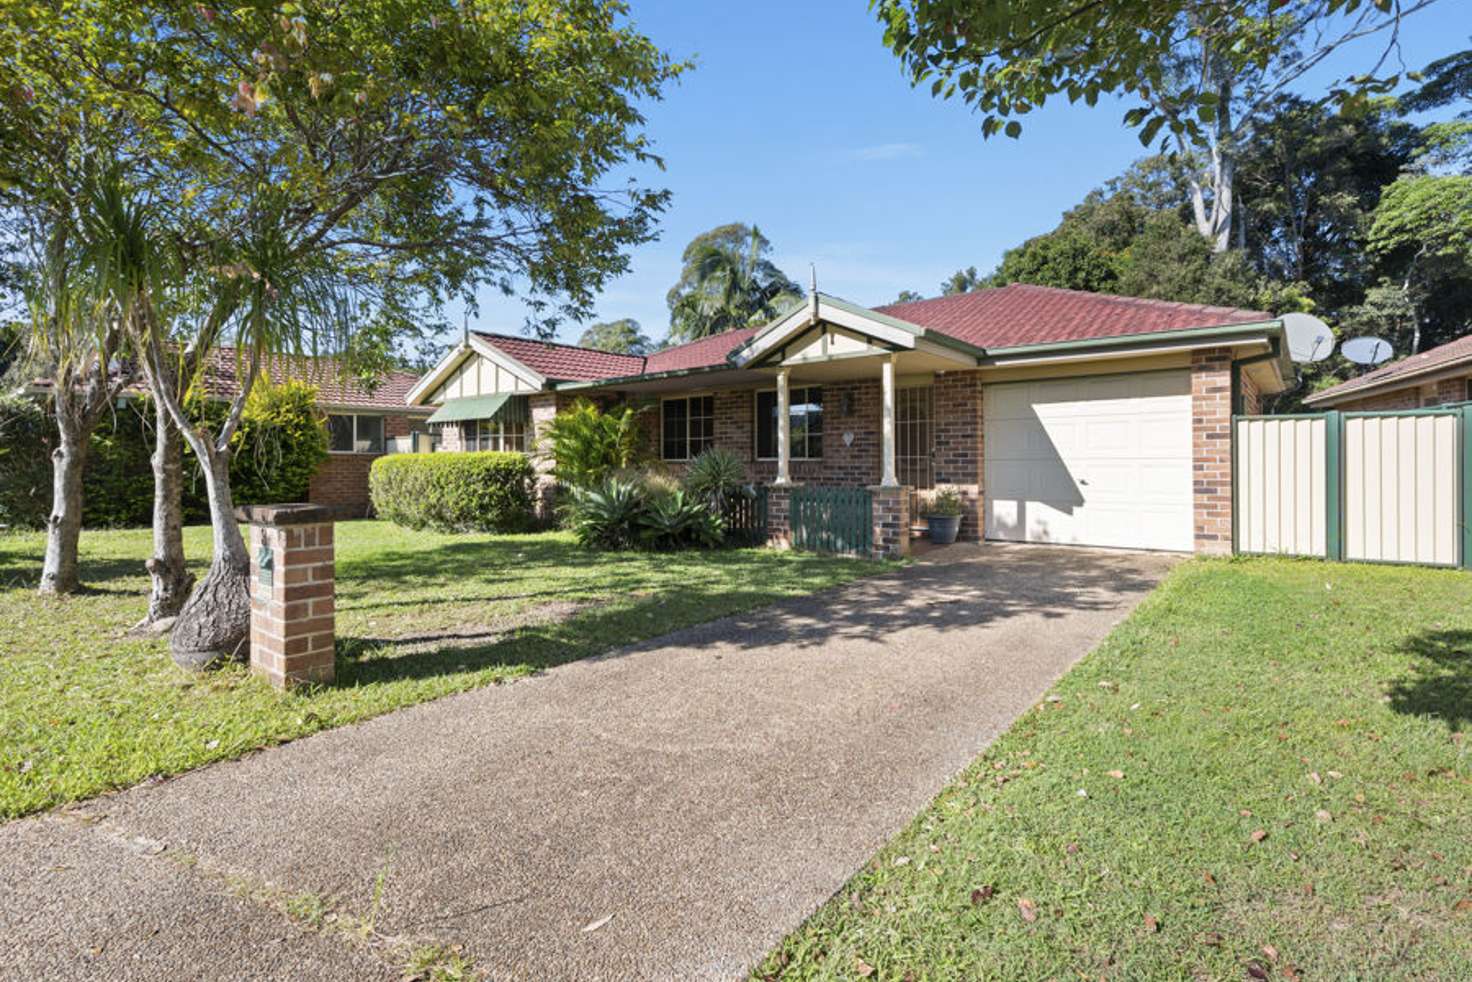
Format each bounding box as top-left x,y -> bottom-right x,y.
775,368 -> 792,486
880,353 -> 899,488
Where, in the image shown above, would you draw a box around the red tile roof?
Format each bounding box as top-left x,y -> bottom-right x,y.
473,332 -> 644,382
1305,333 -> 1472,405
876,283 -> 1269,348
462,285 -> 1275,392
643,326 -> 759,374
201,347 -> 429,412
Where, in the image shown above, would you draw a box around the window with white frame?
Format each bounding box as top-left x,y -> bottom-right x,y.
457,418 -> 528,453
661,395 -> 714,460
327,414 -> 385,454
756,386 -> 823,459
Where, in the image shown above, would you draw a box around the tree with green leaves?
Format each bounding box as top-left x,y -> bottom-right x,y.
890,289 -> 925,305
875,0 -> 1442,252
666,224 -> 802,342
940,266 -> 984,296
578,318 -> 651,355
1364,173 -> 1472,352
3,0 -> 682,665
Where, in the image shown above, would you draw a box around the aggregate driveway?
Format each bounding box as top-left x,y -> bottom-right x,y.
1,543 -> 1174,981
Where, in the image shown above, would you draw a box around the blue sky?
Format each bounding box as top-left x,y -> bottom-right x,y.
465,1 -> 1468,348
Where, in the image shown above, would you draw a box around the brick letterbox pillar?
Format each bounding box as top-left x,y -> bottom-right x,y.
237,503 -> 336,689
869,486 -> 910,560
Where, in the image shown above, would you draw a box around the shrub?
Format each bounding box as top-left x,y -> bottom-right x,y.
228,381 -> 330,505
370,451 -> 535,533
565,477 -> 724,551
922,487 -> 964,517
565,477 -> 645,549
683,447 -> 750,512
85,403 -> 156,528
0,394 -> 54,529
539,398 -> 646,488
638,490 -> 723,550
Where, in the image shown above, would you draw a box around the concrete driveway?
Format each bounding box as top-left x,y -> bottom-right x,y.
1,544 -> 1174,981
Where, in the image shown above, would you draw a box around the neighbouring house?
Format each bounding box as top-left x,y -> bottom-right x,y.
408,283 -> 1295,557
191,348 -> 435,517
1303,334 -> 1472,410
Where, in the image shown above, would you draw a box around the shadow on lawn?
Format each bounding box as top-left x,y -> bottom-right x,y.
330,544 -> 1166,686
1390,629 -> 1472,730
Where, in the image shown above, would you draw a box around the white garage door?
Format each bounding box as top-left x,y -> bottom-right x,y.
984,371 -> 1193,552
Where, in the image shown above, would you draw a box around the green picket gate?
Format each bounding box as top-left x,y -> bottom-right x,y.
790,486 -> 872,556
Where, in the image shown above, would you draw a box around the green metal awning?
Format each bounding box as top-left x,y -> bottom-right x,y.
425,394 -> 517,425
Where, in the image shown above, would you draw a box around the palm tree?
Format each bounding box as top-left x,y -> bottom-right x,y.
667,224 -> 802,342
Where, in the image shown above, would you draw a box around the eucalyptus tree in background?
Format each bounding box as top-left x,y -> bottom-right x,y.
875,0 -> 1444,252
3,0 -> 683,666
666,224 -> 803,342
578,318 -> 652,355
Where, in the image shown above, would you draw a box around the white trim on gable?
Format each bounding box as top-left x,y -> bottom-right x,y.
730,296 -> 924,369
405,336 -> 547,406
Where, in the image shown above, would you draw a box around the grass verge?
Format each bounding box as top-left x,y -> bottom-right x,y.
756,557 -> 1472,980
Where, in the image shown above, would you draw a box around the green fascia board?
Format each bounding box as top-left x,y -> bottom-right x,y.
425,393 -> 513,425
553,363 -> 743,392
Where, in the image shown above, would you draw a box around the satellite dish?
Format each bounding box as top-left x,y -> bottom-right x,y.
1342,336 -> 1394,366
1281,312 -> 1335,363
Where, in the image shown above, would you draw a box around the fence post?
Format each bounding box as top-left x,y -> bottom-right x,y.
1462,405 -> 1472,570
1324,410 -> 1343,562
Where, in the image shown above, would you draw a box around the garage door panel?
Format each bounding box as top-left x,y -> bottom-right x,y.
984,371 -> 1192,552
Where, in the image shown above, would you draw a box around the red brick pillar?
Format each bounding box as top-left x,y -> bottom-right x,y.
238,504 -> 336,689
765,485 -> 792,548
1191,348 -> 1234,555
870,485 -> 910,559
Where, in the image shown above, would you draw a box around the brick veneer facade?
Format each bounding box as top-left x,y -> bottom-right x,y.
307,412 -> 424,518
1191,348 -> 1234,554
1332,373 -> 1471,411
870,485 -> 910,559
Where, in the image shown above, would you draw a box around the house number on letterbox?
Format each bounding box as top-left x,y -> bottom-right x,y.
257,543 -> 274,588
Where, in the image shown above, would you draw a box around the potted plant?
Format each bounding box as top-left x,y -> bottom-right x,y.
922,487 -> 965,545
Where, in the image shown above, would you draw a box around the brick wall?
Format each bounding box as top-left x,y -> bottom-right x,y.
932,370 -> 984,542
308,413 -> 419,518
870,485 -> 910,559
1331,373 -> 1470,411
1191,348 -> 1234,554
1239,368 -> 1264,416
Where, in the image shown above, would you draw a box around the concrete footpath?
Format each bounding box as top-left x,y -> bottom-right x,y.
0,544 -> 1173,981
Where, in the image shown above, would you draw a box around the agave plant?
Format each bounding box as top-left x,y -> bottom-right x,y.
566,478 -> 644,550
683,447 -> 750,513
638,490 -> 724,550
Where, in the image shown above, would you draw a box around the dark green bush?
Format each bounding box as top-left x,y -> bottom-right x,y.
0,380 -> 330,529
0,394 -> 55,529
565,476 -> 723,551
370,451 -> 536,533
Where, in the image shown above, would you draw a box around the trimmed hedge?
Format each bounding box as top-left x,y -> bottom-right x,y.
370,451 -> 536,533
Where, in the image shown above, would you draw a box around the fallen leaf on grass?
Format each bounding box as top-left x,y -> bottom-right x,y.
1246,960 -> 1270,980
581,914 -> 613,933
1197,931 -> 1224,947
1315,809 -> 1333,823
970,885 -> 995,905
1261,944 -> 1279,962
1203,870 -> 1216,885
1065,842 -> 1080,855
1143,913 -> 1159,933
1250,829 -> 1268,844
1018,898 -> 1038,922
1454,898 -> 1472,913
855,958 -> 875,977
1107,769 -> 1125,780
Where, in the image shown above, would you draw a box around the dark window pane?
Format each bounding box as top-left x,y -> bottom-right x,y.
756,391 -> 777,459
328,415 -> 354,453
662,398 -> 688,460
356,416 -> 384,454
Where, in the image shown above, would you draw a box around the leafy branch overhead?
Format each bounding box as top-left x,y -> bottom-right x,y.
875,0 -> 1443,251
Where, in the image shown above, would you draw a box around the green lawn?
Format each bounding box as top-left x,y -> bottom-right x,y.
757,557 -> 1472,981
0,521 -> 875,820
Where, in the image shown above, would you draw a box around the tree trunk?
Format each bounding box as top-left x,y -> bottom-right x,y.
144,397 -> 192,623
38,426 -> 88,596
169,444 -> 250,669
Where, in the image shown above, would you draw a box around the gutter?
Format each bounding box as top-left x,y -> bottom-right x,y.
1303,353 -> 1472,406
980,319 -> 1282,360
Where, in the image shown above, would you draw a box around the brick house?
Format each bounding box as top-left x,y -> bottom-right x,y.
1303,334 -> 1472,411
199,348 -> 434,518
407,284 -> 1294,556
